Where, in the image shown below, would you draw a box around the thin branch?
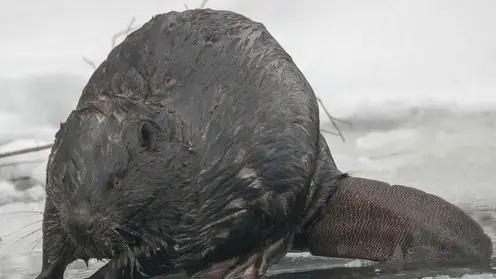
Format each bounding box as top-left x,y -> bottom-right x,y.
82,17 -> 138,69
111,17 -> 137,48
0,144 -> 53,160
84,0 -> 208,68
10,176 -> 32,182
0,160 -> 45,168
199,0 -> 210,8
81,56 -> 97,69
320,128 -> 340,136
368,151 -> 414,160
316,97 -> 352,142
185,0 -> 209,10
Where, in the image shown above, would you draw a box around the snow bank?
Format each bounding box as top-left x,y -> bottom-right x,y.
0,73 -> 83,194
354,129 -> 420,150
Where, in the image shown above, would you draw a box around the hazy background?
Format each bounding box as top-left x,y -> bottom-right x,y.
2,0 -> 496,120
0,0 -> 495,278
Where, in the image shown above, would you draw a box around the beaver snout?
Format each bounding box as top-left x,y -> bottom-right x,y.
65,206 -> 96,242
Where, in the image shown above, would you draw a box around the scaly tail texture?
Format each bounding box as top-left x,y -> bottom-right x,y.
302,176 -> 493,267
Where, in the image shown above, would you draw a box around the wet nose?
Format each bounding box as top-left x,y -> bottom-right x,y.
67,207 -> 95,240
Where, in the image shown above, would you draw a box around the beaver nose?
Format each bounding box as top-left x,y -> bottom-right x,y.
67,207 -> 95,240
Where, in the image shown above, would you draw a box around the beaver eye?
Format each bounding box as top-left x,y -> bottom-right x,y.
112,177 -> 121,188
138,122 -> 157,150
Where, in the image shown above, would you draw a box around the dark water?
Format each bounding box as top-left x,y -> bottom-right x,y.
269,255 -> 496,279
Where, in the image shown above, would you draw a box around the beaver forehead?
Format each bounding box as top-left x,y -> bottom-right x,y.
62,111 -> 125,143
51,142 -> 128,192
48,111 -> 129,189
57,113 -> 127,156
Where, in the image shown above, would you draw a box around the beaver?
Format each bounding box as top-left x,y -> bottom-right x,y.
35,8 -> 493,279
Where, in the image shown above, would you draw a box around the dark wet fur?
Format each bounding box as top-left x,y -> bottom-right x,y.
35,8 -> 492,279
38,107 -> 199,278
36,9 -> 343,279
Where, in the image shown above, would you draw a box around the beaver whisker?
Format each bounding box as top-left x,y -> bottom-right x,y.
27,236 -> 43,257
8,228 -> 42,250
95,217 -> 116,233
112,228 -> 134,256
37,220 -> 61,232
114,224 -> 154,247
2,220 -> 43,238
41,217 -> 61,224
121,218 -> 174,243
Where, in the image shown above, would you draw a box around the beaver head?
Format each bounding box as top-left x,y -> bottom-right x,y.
45,107 -> 195,259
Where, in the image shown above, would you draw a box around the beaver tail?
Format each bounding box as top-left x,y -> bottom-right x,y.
297,175 -> 493,267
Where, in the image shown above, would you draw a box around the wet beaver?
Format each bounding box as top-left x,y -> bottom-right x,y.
35,8 -> 493,279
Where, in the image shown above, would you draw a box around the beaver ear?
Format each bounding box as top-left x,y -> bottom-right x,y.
138,122 -> 158,151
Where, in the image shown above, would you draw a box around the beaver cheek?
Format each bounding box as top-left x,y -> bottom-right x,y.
59,214 -> 70,233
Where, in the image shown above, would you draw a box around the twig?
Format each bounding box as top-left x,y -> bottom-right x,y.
0,144 -> 53,160
81,56 -> 97,69
320,128 -> 340,136
0,160 -> 45,168
316,97 -> 352,142
368,151 -> 414,160
111,17 -> 137,48
199,0 -> 210,8
10,176 -> 32,182
185,0 -> 210,10
84,0 -> 210,67
81,17 -> 138,69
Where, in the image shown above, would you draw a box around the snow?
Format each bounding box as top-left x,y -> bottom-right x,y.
0,139 -> 52,182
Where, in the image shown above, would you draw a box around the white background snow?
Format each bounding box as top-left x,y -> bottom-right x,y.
0,0 -> 495,278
